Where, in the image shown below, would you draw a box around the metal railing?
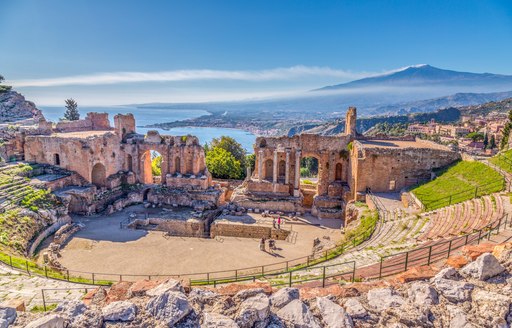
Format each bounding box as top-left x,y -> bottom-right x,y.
377,213 -> 510,278
0,216 -> 378,287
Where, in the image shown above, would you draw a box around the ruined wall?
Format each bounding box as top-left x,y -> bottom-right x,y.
54,112 -> 112,133
210,222 -> 290,240
24,132 -> 125,186
350,140 -> 460,194
251,134 -> 351,197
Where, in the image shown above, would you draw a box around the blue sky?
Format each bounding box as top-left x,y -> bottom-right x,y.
1,0 -> 512,105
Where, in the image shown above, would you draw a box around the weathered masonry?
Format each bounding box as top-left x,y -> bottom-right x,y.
16,106 -> 459,221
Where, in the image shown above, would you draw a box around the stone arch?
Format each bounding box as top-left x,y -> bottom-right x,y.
175,156 -> 181,174
54,153 -> 60,166
278,160 -> 286,178
91,163 -> 106,187
259,139 -> 267,148
335,163 -> 342,181
264,159 -> 273,180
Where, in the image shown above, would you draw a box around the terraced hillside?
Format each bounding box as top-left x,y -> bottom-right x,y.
489,149 -> 512,173
0,163 -> 63,254
411,160 -> 504,210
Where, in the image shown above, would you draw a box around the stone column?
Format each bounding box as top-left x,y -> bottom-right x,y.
273,150 -> 278,183
258,150 -> 264,182
179,146 -> 185,175
294,150 -> 301,197
285,150 -> 290,185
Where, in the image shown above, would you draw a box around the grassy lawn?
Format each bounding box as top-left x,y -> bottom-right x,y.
489,149 -> 512,173
412,161 -> 504,210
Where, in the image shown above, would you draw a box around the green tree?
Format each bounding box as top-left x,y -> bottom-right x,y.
501,110 -> 512,150
466,132 -> 484,142
300,157 -> 318,177
205,147 -> 242,179
246,153 -> 256,172
63,98 -> 80,121
206,136 -> 248,178
483,133 -> 489,149
490,135 -> 496,149
151,154 -> 162,176
0,74 -> 12,93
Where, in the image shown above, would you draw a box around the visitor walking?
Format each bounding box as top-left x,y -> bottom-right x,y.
268,238 -> 276,254
259,237 -> 266,251
272,218 -> 277,229
277,217 -> 281,230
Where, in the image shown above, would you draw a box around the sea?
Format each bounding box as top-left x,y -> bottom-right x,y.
40,106 -> 256,152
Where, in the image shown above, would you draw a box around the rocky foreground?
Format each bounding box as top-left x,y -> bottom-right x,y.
1,242 -> 512,328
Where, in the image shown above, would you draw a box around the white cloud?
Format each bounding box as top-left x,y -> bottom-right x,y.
10,66 -> 373,87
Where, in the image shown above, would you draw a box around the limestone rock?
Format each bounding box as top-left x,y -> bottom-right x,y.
448,305 -> 473,328
235,293 -> 270,328
471,289 -> 511,326
54,300 -> 87,318
460,253 -> 505,280
342,298 -> 367,319
0,90 -> 41,122
146,291 -> 192,327
269,287 -> 299,309
492,242 -> 512,262
366,287 -> 404,311
315,297 -> 354,328
25,314 -> 66,328
432,278 -> 474,303
408,282 -> 439,306
461,243 -> 495,261
202,312 -> 239,328
0,307 -> 16,328
73,309 -> 103,328
102,301 -> 137,322
276,299 -> 321,328
434,267 -> 460,281
146,278 -> 184,296
128,279 -> 163,297
234,288 -> 266,302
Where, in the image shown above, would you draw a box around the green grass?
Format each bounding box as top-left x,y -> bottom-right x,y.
30,304 -> 57,313
489,149 -> 512,173
411,161 -> 504,211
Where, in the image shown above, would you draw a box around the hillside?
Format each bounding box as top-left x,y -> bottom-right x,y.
0,90 -> 43,122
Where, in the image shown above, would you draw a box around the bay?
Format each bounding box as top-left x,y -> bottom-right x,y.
40,106 -> 256,152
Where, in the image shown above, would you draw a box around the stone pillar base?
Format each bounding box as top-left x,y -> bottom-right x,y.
293,189 -> 300,197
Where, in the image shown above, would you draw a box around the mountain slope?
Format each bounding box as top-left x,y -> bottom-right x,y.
316,65 -> 512,91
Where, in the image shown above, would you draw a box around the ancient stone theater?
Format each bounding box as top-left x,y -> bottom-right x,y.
7,107 -> 459,221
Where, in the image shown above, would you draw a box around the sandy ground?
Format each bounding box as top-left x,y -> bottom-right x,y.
54,205 -> 342,280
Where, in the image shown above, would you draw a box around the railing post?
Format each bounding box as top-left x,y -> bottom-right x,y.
92,273 -> 95,284
497,218 -> 502,234
207,272 -> 210,284
235,270 -> 238,282
261,266 -> 264,275
447,239 -> 453,258
379,257 -> 383,279
325,250 -> 328,260
322,266 -> 326,288
465,234 -> 469,245
288,271 -> 292,287
352,261 -> 356,282
307,256 -> 310,267
404,252 -> 409,271
213,280 -> 216,288
41,290 -> 46,312
44,265 -> 48,278
66,270 -> 70,281
477,230 -> 482,244
286,261 -> 289,271
119,274 -> 122,282
9,256 -> 12,268
427,246 -> 432,265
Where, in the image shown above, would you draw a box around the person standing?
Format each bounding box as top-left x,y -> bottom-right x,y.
260,237 -> 266,251
277,217 -> 281,230
272,218 -> 277,229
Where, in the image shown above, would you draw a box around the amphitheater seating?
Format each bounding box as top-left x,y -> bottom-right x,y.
417,193 -> 504,241
0,165 -> 40,212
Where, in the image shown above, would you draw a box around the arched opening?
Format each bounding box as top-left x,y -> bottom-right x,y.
91,163 -> 106,187
335,163 -> 343,181
143,188 -> 151,201
54,154 -> 60,166
174,156 -> 181,174
141,150 -> 162,184
126,154 -> 133,172
264,159 -> 273,180
278,160 -> 286,179
300,156 -> 319,208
